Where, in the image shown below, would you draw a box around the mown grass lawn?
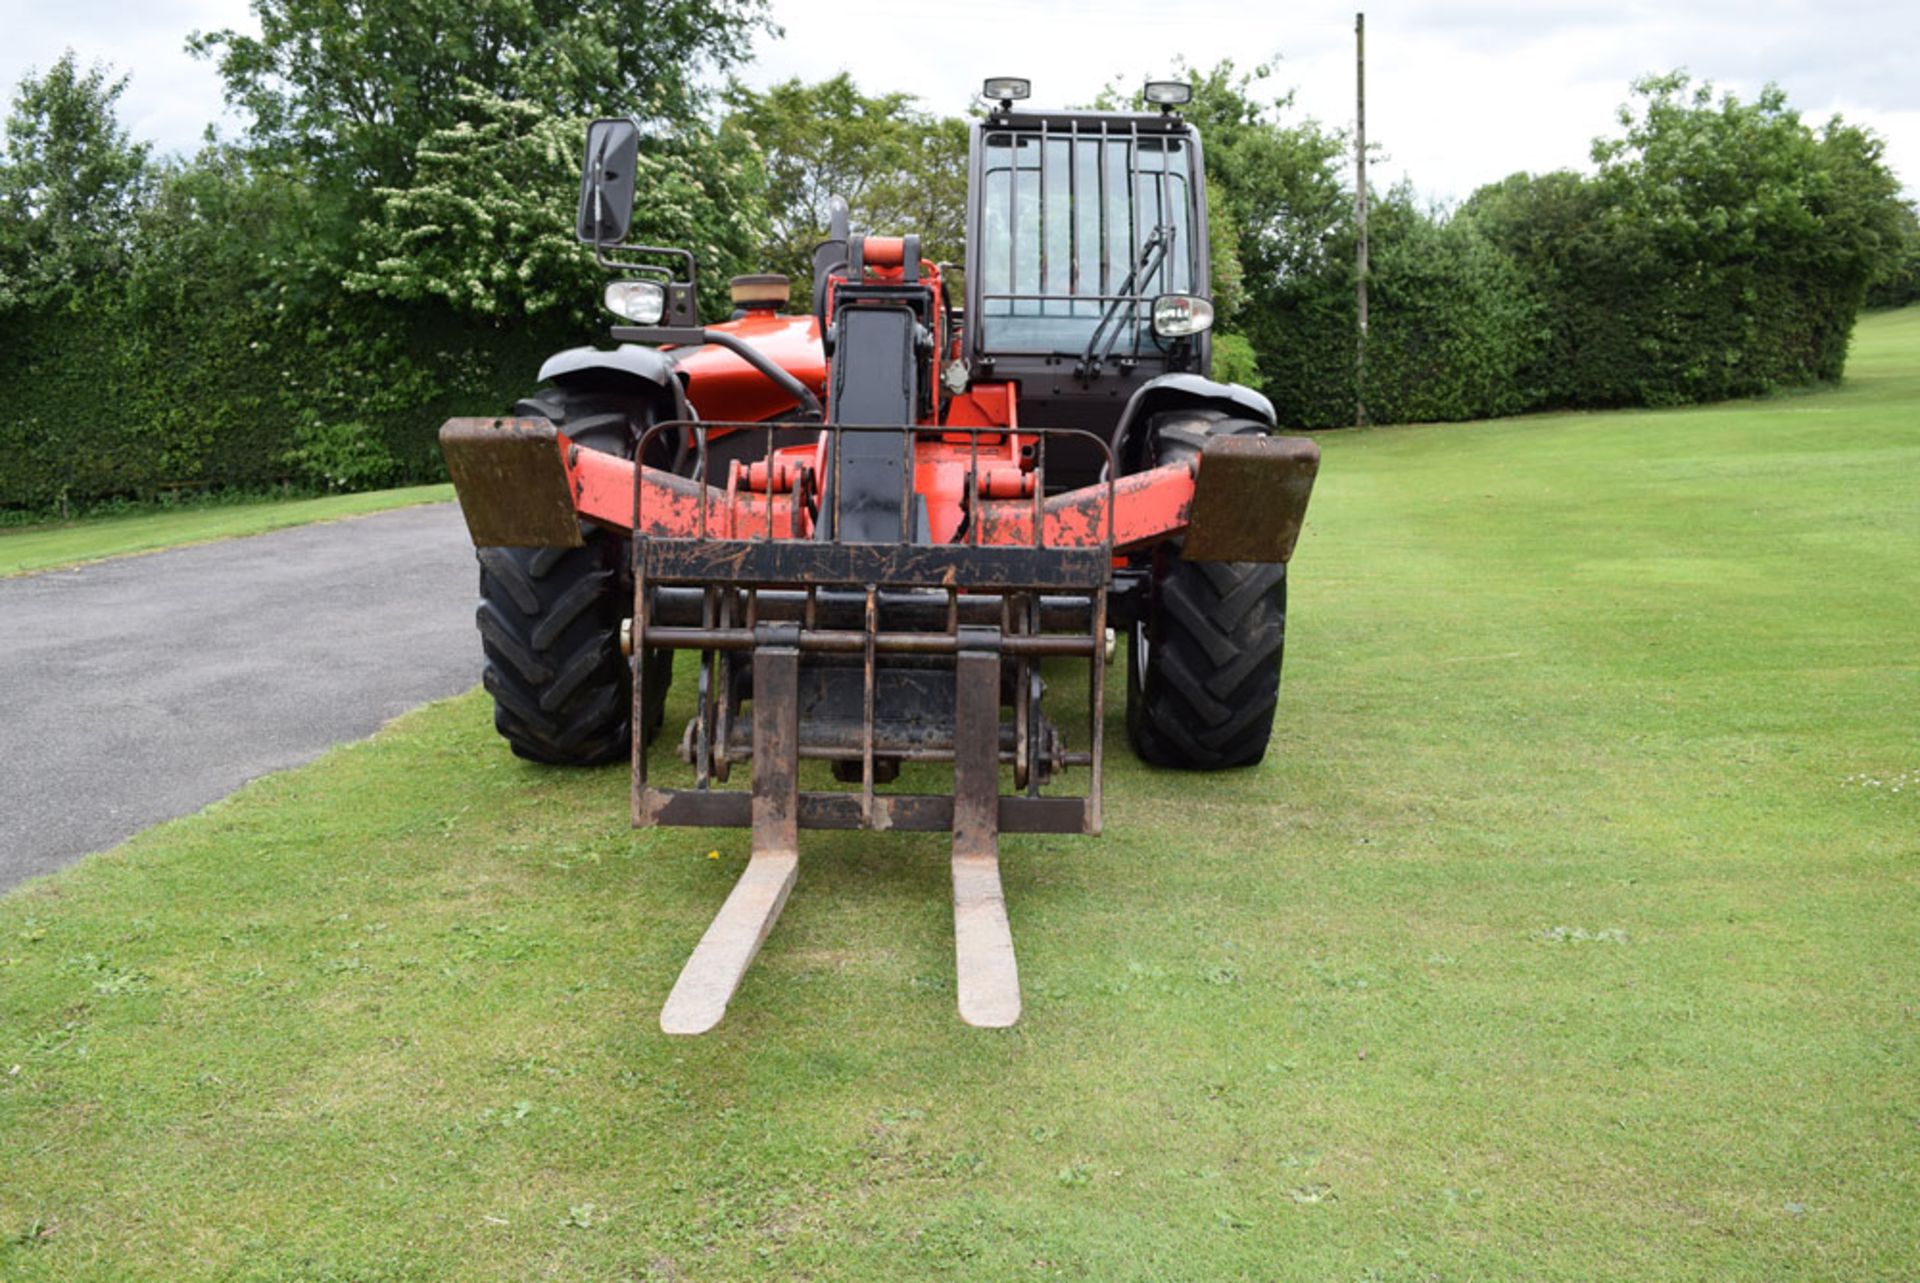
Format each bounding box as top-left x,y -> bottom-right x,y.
0,484 -> 454,578
2,309 -> 1915,1280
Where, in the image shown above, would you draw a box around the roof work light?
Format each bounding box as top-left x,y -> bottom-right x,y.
1143,80 -> 1193,113
983,77 -> 1031,110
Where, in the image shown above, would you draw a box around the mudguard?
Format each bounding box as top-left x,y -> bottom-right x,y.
536,343 -> 690,421
1110,373 -> 1278,472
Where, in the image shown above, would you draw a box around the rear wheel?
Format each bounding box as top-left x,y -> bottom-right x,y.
476,385 -> 672,765
1125,414 -> 1288,770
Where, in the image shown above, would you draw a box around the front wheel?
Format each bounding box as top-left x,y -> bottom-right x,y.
1124,415 -> 1289,770
475,384 -> 672,765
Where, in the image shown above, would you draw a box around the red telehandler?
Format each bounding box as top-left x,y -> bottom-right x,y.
439,77 -> 1319,1033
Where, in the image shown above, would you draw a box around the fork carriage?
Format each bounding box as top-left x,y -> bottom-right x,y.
632,422 -> 1113,1032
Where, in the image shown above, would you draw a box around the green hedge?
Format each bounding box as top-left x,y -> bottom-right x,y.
1462,170 -> 1871,413
5,73 -> 1906,510
0,291 -> 563,510
1254,195 -> 1545,429
1532,260 -> 1859,408
1230,75 -> 1903,430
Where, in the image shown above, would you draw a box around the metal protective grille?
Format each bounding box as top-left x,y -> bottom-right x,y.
977,121 -> 1197,355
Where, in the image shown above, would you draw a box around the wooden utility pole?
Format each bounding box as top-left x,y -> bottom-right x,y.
1355,11 -> 1369,428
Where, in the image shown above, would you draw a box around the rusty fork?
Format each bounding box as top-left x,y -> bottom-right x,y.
658,621 -> 1023,1033
659,628 -> 801,1035
642,422 -> 1117,1036
951,625 -> 1019,1027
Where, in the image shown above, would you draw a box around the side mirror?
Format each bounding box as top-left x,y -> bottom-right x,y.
576,118 -> 641,246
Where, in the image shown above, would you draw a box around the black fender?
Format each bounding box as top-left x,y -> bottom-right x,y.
1109,373 -> 1277,475
536,343 -> 690,423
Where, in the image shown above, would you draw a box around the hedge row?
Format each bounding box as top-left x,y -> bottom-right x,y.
0,293 -> 563,510
0,241 -> 1871,510
1242,188 -> 1886,431
3,72 -> 1906,509
1229,76 -> 1904,429
1254,197 -> 1544,428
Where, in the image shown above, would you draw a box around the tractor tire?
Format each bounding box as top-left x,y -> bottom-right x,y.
476,386 -> 670,766
1125,414 -> 1288,770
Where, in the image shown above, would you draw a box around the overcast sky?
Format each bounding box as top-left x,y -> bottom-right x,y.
3,0 -> 1915,203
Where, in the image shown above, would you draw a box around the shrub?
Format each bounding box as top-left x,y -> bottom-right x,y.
282,421 -> 398,492
1211,332 -> 1265,390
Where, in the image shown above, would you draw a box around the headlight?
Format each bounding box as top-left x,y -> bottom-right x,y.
1151,293 -> 1214,338
1143,81 -> 1193,107
604,280 -> 666,324
982,77 -> 1031,103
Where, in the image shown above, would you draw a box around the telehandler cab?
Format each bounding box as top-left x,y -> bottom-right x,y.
439,77 -> 1320,1033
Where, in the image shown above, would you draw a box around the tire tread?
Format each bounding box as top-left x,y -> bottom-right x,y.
474,386 -> 665,767
1125,416 -> 1289,770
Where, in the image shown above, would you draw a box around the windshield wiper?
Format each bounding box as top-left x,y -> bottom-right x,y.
1076,224 -> 1173,380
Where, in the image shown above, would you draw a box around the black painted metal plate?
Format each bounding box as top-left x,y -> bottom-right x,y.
641,539 -> 1109,590
640,788 -> 1090,834
439,417 -> 584,549
1182,433 -> 1321,563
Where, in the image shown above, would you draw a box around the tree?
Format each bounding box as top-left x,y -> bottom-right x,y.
1167,62 -> 1349,293
1095,61 -> 1349,392
0,52 -> 151,309
186,0 -> 780,330
1865,203 -> 1920,309
1465,74 -> 1912,406
190,0 -> 773,192
1593,73 -> 1905,285
347,84 -> 768,323
723,75 -> 969,289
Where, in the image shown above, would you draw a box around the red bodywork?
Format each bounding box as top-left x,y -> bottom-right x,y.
675,312 -> 828,423
563,433 -> 1195,551
576,257 -> 1200,553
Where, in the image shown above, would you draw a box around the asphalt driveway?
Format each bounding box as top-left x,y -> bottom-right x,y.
0,503 -> 481,892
